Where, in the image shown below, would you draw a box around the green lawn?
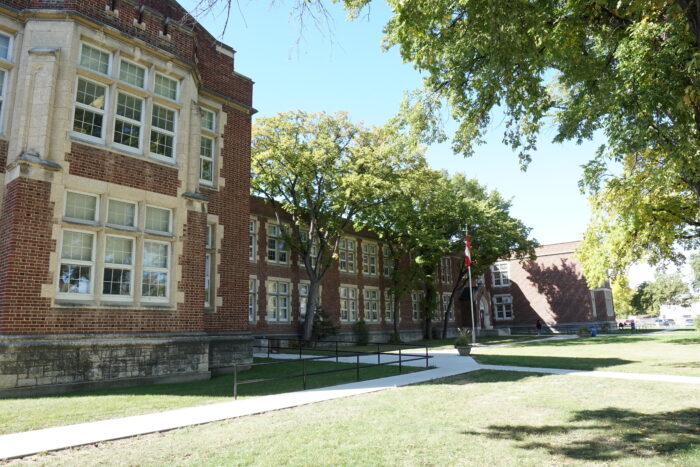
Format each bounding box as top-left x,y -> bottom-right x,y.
0,358 -> 423,435
472,330 -> 700,376
13,370 -> 700,466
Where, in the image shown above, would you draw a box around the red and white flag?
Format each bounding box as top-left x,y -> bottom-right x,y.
464,231 -> 471,268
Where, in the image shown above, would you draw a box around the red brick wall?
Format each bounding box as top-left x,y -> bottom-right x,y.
66,143 -> 180,197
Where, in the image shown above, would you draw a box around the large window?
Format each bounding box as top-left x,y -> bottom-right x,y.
249,219 -> 257,261
199,107 -> 217,186
441,292 -> 454,321
411,291 -> 425,321
300,231 -> 319,268
362,242 -> 378,276
491,262 -> 510,287
383,246 -> 394,277
57,190 -> 173,304
266,223 -> 288,264
0,32 -> 11,132
384,290 -> 397,323
340,285 -> 358,322
204,224 -> 216,309
441,257 -> 453,284
248,277 -> 257,323
494,295 -> 513,320
266,280 -> 290,322
72,43 -> 180,162
339,238 -> 356,273
363,288 -> 379,322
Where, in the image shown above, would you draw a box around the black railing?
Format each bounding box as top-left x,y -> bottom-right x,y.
231,338 -> 432,399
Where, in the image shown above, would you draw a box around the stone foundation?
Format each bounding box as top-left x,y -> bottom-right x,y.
0,333 -> 253,398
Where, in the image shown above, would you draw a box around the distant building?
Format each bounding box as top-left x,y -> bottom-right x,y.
476,241 -> 616,332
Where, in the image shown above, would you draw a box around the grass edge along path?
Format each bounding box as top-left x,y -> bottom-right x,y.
0,357 -> 425,435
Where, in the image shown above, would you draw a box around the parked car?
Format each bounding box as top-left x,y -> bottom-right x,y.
684,318 -> 695,327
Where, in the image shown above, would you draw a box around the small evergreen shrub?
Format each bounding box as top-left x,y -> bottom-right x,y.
387,332 -> 402,345
353,320 -> 369,346
311,306 -> 338,342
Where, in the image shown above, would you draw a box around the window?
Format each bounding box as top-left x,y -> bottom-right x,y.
119,59 -> 145,88
0,69 -> 6,130
150,105 -> 176,160
249,277 -> 257,322
199,108 -> 217,186
384,290 -> 398,323
494,295 -> 513,320
0,33 -> 11,61
80,43 -> 110,74
491,262 -> 510,287
340,286 -> 358,322
363,288 -> 379,322
113,92 -> 143,150
73,78 -> 107,140
299,282 -> 309,319
362,243 -> 378,276
201,108 -> 215,132
441,257 -> 453,284
300,231 -> 319,268
383,246 -> 394,277
267,223 -> 287,264
58,191 -> 173,304
249,219 -> 257,261
411,291 -> 424,321
154,73 -> 178,100
441,293 -> 454,321
205,224 -> 216,309
267,280 -> 290,322
73,44 -> 181,162
339,238 -> 355,273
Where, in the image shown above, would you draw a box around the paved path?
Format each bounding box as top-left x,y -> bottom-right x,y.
2,346 -> 699,461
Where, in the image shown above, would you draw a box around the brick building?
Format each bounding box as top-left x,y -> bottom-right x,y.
480,241 -> 616,332
248,196 -> 464,343
0,0 -> 254,396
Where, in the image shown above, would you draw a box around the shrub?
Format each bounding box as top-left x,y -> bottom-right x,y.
311,306 -> 338,342
353,320 -> 369,346
387,332 -> 402,345
454,327 -> 471,347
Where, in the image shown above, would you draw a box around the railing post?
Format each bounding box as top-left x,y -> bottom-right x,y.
299,341 -> 302,359
399,348 -> 402,373
377,343 -> 381,365
335,341 -> 339,363
267,339 -> 270,359
233,363 -> 238,400
356,354 -> 360,381
303,358 -> 307,390
425,346 -> 429,368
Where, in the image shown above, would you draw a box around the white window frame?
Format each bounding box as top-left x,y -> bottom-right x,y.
112,90 -> 144,153
249,219 -> 257,262
493,294 -> 513,320
72,77 -> 109,144
267,279 -> 290,322
363,287 -> 379,322
204,224 -> 216,310
340,285 -> 358,322
382,246 -> 394,277
141,239 -> 170,303
149,103 -> 177,162
266,223 -> 288,264
199,107 -> 217,186
0,32 -> 13,62
79,42 -> 111,76
441,257 -> 453,284
154,72 -> 178,101
491,261 -> 510,287
411,290 -> 425,321
384,290 -> 398,323
441,292 -> 454,321
57,228 -> 96,299
106,197 -> 137,229
339,238 -> 356,273
118,58 -> 146,89
249,277 -> 257,323
63,190 -> 99,224
102,234 -> 135,300
145,205 -> 172,235
362,242 -> 378,276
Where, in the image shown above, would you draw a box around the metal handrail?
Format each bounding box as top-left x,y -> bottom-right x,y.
231,338 -> 432,399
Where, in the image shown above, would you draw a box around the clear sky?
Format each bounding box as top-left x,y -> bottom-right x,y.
186,0 -> 602,246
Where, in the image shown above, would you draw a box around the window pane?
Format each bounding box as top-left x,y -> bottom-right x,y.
154,74 -> 177,100
65,192 -> 97,221
116,93 -> 143,121
0,69 -> 5,96
80,44 -> 109,74
61,231 -> 93,261
76,79 -> 105,109
152,105 -> 175,132
113,120 -> 141,148
107,199 -> 136,227
150,131 -> 174,158
105,236 -> 133,265
119,60 -> 145,88
73,108 -> 103,138
142,271 -> 167,297
201,109 -> 215,131
145,206 -> 171,233
144,241 -> 168,268
0,35 -> 9,61
103,268 -> 131,295
200,136 -> 213,158
59,264 -> 91,294
200,158 -> 213,182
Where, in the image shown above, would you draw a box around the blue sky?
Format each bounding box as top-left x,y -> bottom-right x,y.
187,0 -> 601,246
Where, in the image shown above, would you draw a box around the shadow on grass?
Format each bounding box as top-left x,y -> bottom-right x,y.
472,355 -> 634,371
430,370 -> 550,386
667,337 -> 700,345
512,336 -> 659,348
463,407 -> 700,461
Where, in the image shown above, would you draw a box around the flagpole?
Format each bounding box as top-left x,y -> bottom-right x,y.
466,225 -> 476,345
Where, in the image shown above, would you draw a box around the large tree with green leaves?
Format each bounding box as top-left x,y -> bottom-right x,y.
251,110 -> 424,340
630,272 -> 693,316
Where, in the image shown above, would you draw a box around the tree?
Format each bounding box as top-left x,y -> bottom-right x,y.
691,253 -> 700,292
630,272 -> 693,315
251,110 -> 423,340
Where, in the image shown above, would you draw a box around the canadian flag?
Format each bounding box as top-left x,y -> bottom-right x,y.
464,231 -> 471,268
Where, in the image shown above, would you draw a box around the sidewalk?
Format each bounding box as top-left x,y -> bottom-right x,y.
2,346 -> 699,460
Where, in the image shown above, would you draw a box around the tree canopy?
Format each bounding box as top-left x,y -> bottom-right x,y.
630,272 -> 694,316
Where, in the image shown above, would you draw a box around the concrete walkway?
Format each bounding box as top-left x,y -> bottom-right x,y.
2,346 -> 699,460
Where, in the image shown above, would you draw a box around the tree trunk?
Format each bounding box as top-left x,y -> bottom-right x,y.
301,278 -> 321,341
442,267 -> 468,338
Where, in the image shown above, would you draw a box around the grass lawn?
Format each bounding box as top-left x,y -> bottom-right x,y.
12,370 -> 700,466
0,358 -> 423,435
472,330 -> 700,376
